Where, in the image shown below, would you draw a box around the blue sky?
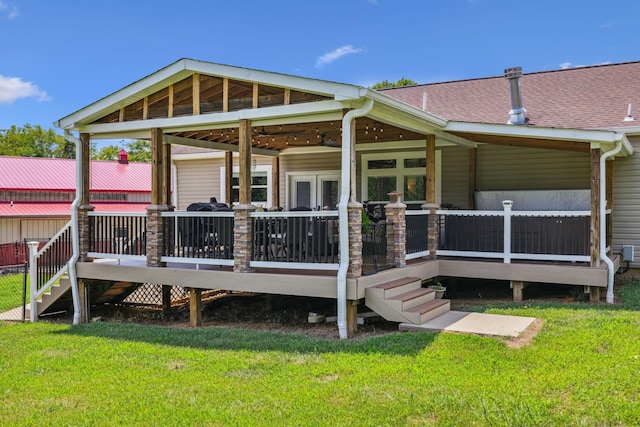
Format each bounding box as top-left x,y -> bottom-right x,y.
1,0 -> 639,134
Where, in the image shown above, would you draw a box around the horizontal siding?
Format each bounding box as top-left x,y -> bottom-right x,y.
441,145 -> 470,209
175,158 -> 223,210
612,135 -> 640,267
477,145 -> 589,191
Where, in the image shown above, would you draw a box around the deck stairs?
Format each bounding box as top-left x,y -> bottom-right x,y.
365,276 -> 450,324
24,277 -> 72,319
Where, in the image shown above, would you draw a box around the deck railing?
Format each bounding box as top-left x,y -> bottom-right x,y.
28,221 -> 73,321
405,210 -> 429,260
88,212 -> 147,260
250,211 -> 340,270
436,202 -> 592,263
161,211 -> 235,267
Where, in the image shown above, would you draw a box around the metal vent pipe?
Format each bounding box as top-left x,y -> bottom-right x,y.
505,66 -> 526,125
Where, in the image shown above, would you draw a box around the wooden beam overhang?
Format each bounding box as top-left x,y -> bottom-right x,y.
77,100 -> 348,136
163,134 -> 279,157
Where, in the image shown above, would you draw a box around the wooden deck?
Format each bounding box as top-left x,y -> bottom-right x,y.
76,254 -> 616,304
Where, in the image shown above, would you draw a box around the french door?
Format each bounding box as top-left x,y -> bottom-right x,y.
288,173 -> 340,210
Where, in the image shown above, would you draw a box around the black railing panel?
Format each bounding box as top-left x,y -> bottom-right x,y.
252,215 -> 339,264
168,214 -> 235,260
362,221 -> 392,274
406,213 -> 428,255
439,214 -> 504,252
511,215 -> 590,256
89,214 -> 147,256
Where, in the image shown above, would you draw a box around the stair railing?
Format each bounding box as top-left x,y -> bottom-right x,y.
28,221 -> 73,322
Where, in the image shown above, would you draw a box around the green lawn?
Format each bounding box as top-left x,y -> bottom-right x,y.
0,272 -> 27,312
1,283 -> 639,426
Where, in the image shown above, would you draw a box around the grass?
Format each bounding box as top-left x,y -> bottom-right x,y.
0,272 -> 27,312
1,282 -> 640,426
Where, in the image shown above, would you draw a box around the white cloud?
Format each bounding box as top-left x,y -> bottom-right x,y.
315,45 -> 363,68
560,61 -> 612,70
0,1 -> 19,19
0,75 -> 50,104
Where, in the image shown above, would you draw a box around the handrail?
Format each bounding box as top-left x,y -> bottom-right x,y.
436,202 -> 591,263
28,221 -> 73,321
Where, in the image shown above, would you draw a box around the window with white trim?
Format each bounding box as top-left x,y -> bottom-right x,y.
361,152 -> 441,207
220,164 -> 272,207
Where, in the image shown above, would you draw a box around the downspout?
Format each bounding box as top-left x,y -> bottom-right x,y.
64,130 -> 82,325
337,98 -> 374,339
600,137 -> 623,304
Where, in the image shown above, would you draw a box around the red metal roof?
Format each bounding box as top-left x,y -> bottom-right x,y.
0,156 -> 151,192
381,61 -> 640,130
0,202 -> 149,217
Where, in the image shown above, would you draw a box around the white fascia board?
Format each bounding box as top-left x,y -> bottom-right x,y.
445,121 -> 622,143
89,130 -> 152,140
164,134 -> 279,157
184,58 -> 365,100
78,100 -> 348,136
56,59 -> 192,130
172,151 -> 228,161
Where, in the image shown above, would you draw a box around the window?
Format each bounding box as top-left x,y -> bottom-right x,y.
361,152 -> 441,206
221,164 -> 272,207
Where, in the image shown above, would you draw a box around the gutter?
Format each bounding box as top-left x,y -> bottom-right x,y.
337,98 -> 374,339
63,130 -> 82,325
600,135 -> 624,303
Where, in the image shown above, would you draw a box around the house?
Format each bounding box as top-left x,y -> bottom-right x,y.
46,58 -> 639,337
0,155 -> 151,244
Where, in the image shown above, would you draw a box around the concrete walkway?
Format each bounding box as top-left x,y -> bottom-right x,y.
399,311 -> 537,338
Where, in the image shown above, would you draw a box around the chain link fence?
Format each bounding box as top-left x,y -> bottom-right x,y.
0,263 -> 28,321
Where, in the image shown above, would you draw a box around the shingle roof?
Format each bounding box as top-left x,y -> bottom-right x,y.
380,61 -> 640,130
0,156 -> 151,192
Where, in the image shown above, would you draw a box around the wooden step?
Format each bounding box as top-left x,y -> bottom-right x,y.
388,287 -> 435,311
404,299 -> 450,324
372,277 -> 421,298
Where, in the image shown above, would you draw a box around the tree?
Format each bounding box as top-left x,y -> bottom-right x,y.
0,124 -> 74,158
93,139 -> 151,162
370,78 -> 418,89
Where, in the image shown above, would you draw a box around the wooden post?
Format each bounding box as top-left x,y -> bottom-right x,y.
162,286 -> 171,312
589,286 -> 601,303
80,133 -> 91,205
346,299 -> 359,337
162,137 -> 172,207
225,151 -> 233,206
468,147 -> 477,209
426,134 -> 436,204
78,279 -> 89,323
189,288 -> 202,327
271,156 -> 280,208
222,78 -> 229,112
606,159 -> 614,252
511,280 -> 525,302
151,128 -> 164,205
590,148 -> 601,267
192,74 -> 200,115
238,119 -> 252,205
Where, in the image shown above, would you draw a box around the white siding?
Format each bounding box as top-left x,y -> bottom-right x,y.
174,158 -> 223,210
612,135 -> 640,267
